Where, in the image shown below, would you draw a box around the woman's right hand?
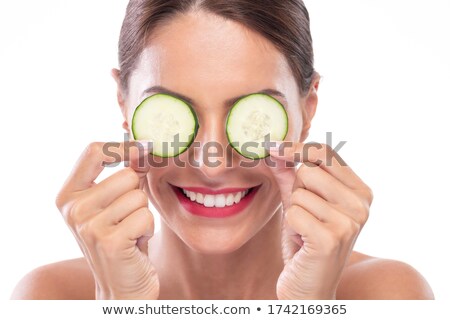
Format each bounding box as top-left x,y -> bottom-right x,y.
55,142 -> 159,300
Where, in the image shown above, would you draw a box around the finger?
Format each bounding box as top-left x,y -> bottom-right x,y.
269,141 -> 367,190
88,168 -> 141,210
125,140 -> 154,177
117,207 -> 154,242
264,156 -> 296,211
60,169 -> 143,223
290,186 -> 365,232
290,187 -> 343,223
95,189 -> 148,225
285,205 -> 327,241
63,141 -> 151,193
294,163 -> 360,207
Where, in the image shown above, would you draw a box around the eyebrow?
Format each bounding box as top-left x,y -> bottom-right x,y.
141,86 -> 287,107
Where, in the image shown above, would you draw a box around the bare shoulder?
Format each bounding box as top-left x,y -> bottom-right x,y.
337,251 -> 434,300
11,258 -> 95,300
11,252 -> 435,300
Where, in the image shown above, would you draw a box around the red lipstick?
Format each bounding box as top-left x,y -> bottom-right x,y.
171,184 -> 260,218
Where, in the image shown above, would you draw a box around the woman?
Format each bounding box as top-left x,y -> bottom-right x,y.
12,0 -> 433,300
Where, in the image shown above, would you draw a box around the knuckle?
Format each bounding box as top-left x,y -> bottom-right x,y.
145,208 -> 155,226
55,192 -> 76,217
344,197 -> 369,226
65,200 -> 84,227
350,219 -> 361,234
360,210 -> 370,226
329,216 -> 361,247
76,219 -> 98,240
365,186 -> 374,206
341,217 -> 360,237
55,193 -> 66,211
350,197 -> 368,217
297,163 -> 319,185
84,142 -> 103,158
131,189 -> 148,206
65,210 -> 76,228
298,163 -> 312,180
76,222 -> 90,239
290,188 -> 305,205
320,232 -> 340,255
138,207 -> 154,225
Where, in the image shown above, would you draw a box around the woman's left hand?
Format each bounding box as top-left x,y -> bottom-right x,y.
267,141 -> 373,299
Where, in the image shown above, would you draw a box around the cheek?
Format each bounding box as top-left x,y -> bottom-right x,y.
144,166 -> 173,215
287,107 -> 304,140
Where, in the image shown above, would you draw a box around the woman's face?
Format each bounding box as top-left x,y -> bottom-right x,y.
120,10 -> 310,254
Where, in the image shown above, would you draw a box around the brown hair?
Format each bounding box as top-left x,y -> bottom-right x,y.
118,0 -> 316,97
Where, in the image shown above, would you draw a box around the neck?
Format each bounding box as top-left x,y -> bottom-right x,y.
148,209 -> 284,299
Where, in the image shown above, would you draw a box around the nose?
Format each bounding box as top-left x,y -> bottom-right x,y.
187,112 -> 240,180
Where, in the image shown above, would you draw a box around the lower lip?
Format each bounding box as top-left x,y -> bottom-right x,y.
171,185 -> 260,218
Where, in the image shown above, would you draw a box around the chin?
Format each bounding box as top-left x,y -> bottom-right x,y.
176,227 -> 252,255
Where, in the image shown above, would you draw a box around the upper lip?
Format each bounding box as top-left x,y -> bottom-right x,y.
172,184 -> 260,195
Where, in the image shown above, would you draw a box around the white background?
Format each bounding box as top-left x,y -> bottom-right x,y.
1,0 -> 449,302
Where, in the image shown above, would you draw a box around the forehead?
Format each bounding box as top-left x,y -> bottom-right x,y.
128,10 -> 297,105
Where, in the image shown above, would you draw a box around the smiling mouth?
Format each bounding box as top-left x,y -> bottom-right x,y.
179,187 -> 253,207
169,183 -> 261,218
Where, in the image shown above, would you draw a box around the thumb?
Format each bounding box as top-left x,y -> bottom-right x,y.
126,141 -> 153,175
122,141 -> 154,190
264,141 -> 304,262
264,153 -> 296,211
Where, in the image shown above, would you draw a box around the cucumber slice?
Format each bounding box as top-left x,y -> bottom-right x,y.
226,93 -> 288,159
132,93 -> 199,157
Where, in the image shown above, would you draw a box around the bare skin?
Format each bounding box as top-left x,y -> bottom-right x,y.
11,10 -> 434,300
11,251 -> 433,300
11,193 -> 434,300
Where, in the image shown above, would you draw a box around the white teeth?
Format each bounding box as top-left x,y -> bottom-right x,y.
196,193 -> 204,204
225,194 -> 234,206
181,188 -> 252,207
234,192 -> 242,204
215,194 -> 226,208
204,194 -> 215,207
